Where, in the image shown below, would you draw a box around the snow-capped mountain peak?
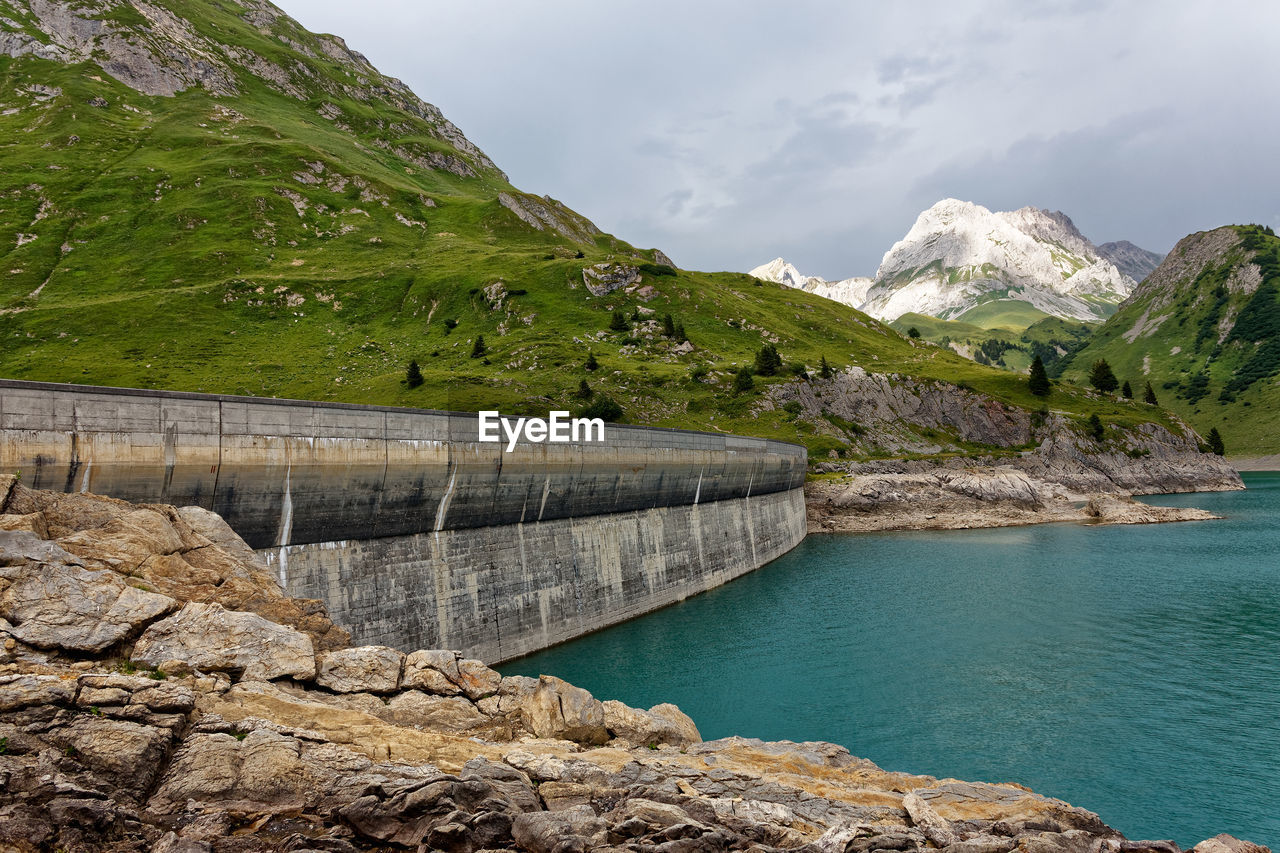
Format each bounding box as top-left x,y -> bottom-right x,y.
753,199 -> 1158,326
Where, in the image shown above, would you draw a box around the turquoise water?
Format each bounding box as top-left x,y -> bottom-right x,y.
501,472 -> 1280,849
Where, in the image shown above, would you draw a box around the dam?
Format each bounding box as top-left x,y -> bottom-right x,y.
0,379 -> 807,662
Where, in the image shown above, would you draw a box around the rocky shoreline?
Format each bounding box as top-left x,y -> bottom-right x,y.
0,477 -> 1267,853
806,418 -> 1243,534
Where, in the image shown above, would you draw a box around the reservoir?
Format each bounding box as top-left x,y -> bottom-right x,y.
501,472 -> 1280,849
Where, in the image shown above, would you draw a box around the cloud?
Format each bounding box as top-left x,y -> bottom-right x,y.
273,0 -> 1280,277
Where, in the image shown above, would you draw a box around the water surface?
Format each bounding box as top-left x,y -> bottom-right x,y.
502,473 -> 1280,848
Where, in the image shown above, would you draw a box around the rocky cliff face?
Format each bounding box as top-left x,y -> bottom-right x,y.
753,200 -> 1158,325
0,480 -> 1267,853
1098,240 -> 1165,283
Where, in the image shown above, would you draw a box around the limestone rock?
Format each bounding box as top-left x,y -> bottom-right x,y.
603,699 -> 701,747
1192,836 -> 1271,853
402,648 -> 463,695
383,691 -> 487,731
0,529 -> 81,567
0,673 -> 76,711
316,645 -> 403,694
582,261 -> 642,296
455,657 -> 502,699
132,602 -> 316,681
0,511 -> 48,538
521,675 -> 610,745
57,507 -> 186,572
1,561 -> 177,652
512,805 -> 608,853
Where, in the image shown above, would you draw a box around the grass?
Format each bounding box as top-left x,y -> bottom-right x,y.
1061,225 -> 1280,456
954,300 -> 1054,331
0,3 -> 1179,462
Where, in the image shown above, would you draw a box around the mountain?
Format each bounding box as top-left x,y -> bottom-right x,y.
1097,240 -> 1165,282
754,199 -> 1156,327
0,1 -> 1193,461
748,258 -> 873,308
1061,224 -> 1280,456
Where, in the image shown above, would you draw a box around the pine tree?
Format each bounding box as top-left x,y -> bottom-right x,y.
577,379 -> 593,400
608,310 -> 628,332
470,336 -> 486,358
674,322 -> 687,343
1088,413 -> 1105,441
754,344 -> 782,376
584,351 -> 598,371
1088,359 -> 1119,393
1121,380 -> 1133,399
1028,355 -> 1051,396
1207,427 -> 1225,456
661,313 -> 676,337
819,355 -> 834,379
1144,381 -> 1158,405
733,366 -> 754,393
405,360 -> 424,389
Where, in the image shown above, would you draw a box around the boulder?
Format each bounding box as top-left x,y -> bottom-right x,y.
455,657 -> 501,699
0,512 -> 48,538
0,561 -> 178,652
132,602 -> 316,681
0,529 -> 81,567
0,673 -> 76,711
521,675 -> 610,745
383,690 -> 488,731
316,645 -> 403,694
603,699 -> 701,748
1192,836 -> 1271,853
57,508 -> 186,572
402,648 -> 464,695
512,805 -> 608,853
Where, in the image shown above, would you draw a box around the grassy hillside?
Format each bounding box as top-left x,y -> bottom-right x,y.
0,0 -> 1179,462
1061,225 -> 1280,456
891,313 -> 1094,375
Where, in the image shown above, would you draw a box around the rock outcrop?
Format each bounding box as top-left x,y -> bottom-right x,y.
0,482 -> 1265,853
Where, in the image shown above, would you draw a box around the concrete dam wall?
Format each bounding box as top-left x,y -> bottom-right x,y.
0,380 -> 807,662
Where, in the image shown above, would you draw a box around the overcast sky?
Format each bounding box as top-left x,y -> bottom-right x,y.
276,0 -> 1280,279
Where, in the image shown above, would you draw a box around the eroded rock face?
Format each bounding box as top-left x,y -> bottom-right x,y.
521,675 -> 610,745
315,645 -> 403,693
1,561 -> 177,652
133,603 -> 316,681
582,262 -> 642,296
602,699 -> 701,748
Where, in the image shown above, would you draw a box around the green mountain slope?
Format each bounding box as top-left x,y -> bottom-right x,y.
0,0 -> 1179,460
1061,225 -> 1280,456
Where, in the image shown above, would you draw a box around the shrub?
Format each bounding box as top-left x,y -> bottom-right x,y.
584,351 -> 598,371
689,364 -> 708,382
1088,413 -> 1105,441
578,395 -> 623,422
443,318 -> 458,333
819,355 -> 834,379
576,379 -> 593,400
470,336 -> 486,358
608,311 -> 628,332
754,344 -> 782,376
661,313 -> 676,337
639,262 -> 676,276
733,366 -> 754,393
907,326 -> 921,339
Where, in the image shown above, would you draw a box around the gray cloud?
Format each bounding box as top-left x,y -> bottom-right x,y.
275,0 -> 1280,278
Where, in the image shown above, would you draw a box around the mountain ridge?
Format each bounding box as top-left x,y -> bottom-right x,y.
753,199 -> 1164,327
